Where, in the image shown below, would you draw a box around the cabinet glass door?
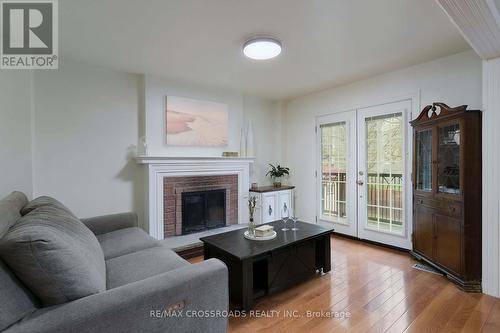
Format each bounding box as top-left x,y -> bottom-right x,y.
438,123 -> 461,195
415,129 -> 432,192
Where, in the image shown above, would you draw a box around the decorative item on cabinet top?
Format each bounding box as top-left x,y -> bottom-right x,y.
249,186 -> 295,225
265,164 -> 290,187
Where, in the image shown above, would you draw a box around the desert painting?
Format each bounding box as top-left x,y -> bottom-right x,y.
165,96 -> 229,146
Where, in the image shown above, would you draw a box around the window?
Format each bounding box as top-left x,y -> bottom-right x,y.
365,113 -> 404,235
320,122 -> 347,223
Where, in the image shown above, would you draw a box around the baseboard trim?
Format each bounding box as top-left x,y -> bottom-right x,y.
331,231 -> 410,253
410,250 -> 482,293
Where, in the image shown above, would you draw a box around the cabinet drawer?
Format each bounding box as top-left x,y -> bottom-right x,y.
440,201 -> 462,218
414,196 -> 463,219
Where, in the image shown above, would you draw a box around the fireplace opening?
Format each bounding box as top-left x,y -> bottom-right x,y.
181,189 -> 226,235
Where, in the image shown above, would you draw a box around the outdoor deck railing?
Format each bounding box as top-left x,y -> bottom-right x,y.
321,172 -> 403,224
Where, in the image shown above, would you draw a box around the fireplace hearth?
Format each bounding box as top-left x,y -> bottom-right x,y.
182,189 -> 226,235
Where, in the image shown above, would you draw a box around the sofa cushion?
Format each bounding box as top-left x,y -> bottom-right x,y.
96,227 -> 161,260
0,192 -> 37,331
0,191 -> 28,238
105,247 -> 188,289
0,260 -> 39,331
0,205 -> 106,306
20,196 -> 76,217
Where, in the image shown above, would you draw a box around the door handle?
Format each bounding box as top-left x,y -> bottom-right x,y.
268,205 -> 273,216
357,180 -> 364,186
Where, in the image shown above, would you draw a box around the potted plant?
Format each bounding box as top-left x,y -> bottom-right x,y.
266,164 -> 290,187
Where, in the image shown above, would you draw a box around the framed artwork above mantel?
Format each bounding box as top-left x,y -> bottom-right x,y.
165,96 -> 229,146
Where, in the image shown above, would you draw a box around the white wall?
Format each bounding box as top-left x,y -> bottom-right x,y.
144,75 -> 281,185
32,61 -> 144,220
283,50 -> 482,222
482,56 -> 500,297
27,63 -> 280,222
0,71 -> 33,198
243,96 -> 282,184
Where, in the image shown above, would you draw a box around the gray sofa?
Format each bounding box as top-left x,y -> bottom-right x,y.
0,192 -> 228,333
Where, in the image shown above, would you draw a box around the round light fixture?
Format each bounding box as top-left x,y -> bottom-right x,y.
243,37 -> 282,60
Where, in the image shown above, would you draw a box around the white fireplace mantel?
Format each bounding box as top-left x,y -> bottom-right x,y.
136,156 -> 254,240
136,156 -> 256,164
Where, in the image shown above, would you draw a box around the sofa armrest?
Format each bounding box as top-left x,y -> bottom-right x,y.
80,212 -> 138,235
6,259 -> 228,333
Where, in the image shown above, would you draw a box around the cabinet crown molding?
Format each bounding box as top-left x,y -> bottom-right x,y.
411,102 -> 477,126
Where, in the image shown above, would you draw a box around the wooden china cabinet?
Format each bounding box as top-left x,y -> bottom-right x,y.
410,102 -> 482,292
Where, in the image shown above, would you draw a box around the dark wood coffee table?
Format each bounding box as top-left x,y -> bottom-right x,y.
200,220 -> 334,310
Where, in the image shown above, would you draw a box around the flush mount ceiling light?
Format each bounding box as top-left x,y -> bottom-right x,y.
243,37 -> 282,60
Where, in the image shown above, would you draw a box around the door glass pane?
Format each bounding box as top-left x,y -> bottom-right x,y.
365,112 -> 404,235
416,129 -> 432,191
320,122 -> 347,223
438,123 -> 460,194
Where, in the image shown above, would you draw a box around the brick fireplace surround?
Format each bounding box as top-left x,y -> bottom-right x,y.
163,175 -> 238,237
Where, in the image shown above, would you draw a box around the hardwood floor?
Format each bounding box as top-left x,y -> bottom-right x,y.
189,235 -> 500,332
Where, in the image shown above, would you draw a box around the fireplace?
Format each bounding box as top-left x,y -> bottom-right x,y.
136,156 -> 254,240
182,189 -> 226,235
163,174 -> 239,238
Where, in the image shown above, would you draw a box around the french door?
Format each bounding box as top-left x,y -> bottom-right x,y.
317,100 -> 411,249
317,111 -> 358,236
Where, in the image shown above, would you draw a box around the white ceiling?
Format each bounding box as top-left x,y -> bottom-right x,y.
60,0 -> 470,100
